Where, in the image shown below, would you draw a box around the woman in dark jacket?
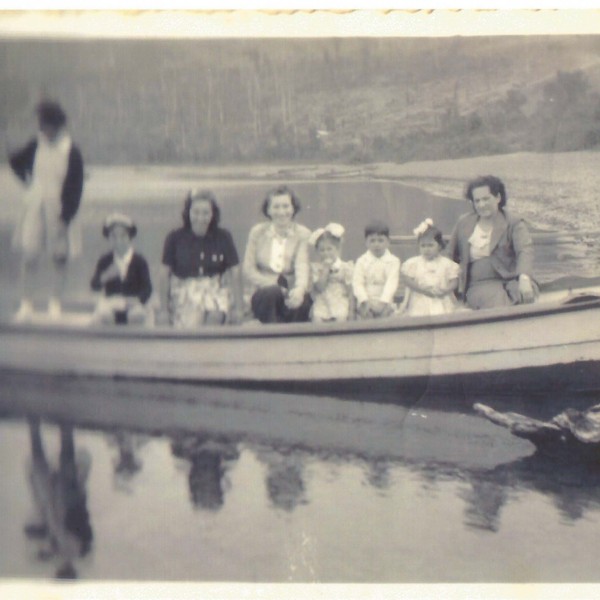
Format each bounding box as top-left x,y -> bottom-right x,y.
447,175 -> 537,310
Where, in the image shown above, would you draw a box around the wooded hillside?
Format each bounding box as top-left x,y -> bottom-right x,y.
2,36 -> 600,164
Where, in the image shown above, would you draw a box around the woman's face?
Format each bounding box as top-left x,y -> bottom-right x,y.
471,185 -> 501,219
189,199 -> 213,235
267,193 -> 294,227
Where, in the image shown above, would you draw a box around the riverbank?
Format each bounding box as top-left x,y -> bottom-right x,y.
2,151 -> 599,233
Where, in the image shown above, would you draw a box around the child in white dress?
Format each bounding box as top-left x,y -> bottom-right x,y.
308,223 -> 354,322
400,219 -> 460,317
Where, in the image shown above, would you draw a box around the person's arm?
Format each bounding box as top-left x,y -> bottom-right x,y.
511,219 -> 536,303
137,257 -> 153,305
352,256 -> 369,307
9,139 -> 36,184
90,256 -> 119,291
380,257 -> 401,305
60,146 -> 84,225
311,263 -> 330,295
445,222 -> 460,263
224,265 -> 244,323
287,238 -> 310,308
243,225 -> 279,289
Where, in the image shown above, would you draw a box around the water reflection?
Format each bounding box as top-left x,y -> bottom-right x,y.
106,431 -> 147,493
5,382 -> 600,581
25,418 -> 93,579
256,446 -> 308,512
171,433 -> 240,512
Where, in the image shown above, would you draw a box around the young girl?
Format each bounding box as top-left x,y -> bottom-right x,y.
90,213 -> 153,325
308,223 -> 354,322
400,218 -> 460,317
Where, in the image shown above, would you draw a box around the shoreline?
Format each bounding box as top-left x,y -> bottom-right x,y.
1,150 -> 599,233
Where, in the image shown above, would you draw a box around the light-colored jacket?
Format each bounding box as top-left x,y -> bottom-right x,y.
446,209 -> 534,297
352,249 -> 401,305
243,221 -> 311,295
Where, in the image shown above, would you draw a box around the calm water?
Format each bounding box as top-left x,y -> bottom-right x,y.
1,374 -> 600,583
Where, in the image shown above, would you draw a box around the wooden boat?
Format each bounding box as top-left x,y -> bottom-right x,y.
1,284 -> 600,394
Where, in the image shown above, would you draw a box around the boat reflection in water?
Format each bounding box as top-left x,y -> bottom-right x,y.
4,372 -> 600,581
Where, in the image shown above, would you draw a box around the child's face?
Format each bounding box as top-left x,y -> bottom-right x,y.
419,237 -> 441,260
317,238 -> 340,265
109,225 -> 132,257
366,233 -> 389,258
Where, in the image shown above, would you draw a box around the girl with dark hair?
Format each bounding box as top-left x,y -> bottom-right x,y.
157,189 -> 243,327
400,218 -> 460,317
9,100 -> 84,322
447,175 -> 537,310
242,185 -> 312,324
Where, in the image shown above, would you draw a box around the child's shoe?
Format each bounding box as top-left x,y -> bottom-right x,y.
47,298 -> 62,320
13,299 -> 34,323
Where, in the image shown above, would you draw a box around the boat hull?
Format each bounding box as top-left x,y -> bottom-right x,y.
1,296 -> 599,393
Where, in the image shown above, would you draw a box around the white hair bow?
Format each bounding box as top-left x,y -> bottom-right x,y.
309,222 -> 345,246
413,218 -> 434,237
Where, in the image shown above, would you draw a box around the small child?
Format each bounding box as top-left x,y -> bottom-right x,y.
353,220 -> 401,319
308,223 -> 354,322
90,213 -> 152,325
400,218 -> 460,317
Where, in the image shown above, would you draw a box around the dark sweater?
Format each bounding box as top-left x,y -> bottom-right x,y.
90,252 -> 153,304
9,138 -> 84,225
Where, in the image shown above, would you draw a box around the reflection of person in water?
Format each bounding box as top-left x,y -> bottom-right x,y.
258,446 -> 307,512
106,430 -> 146,493
24,418 -> 93,579
171,433 -> 239,512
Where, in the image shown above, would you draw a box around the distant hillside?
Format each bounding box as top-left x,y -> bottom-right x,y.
1,35 -> 600,164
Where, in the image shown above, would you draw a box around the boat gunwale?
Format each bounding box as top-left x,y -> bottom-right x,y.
1,295 -> 600,341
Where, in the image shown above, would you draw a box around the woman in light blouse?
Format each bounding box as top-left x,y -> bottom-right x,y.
447,175 -> 537,310
243,185 -> 312,323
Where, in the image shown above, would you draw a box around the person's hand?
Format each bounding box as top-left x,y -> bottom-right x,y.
519,275 -> 535,304
368,299 -> 387,315
125,297 -> 142,310
357,302 -> 370,319
285,287 -> 304,309
229,306 -> 245,325
155,308 -> 170,326
100,263 -> 121,284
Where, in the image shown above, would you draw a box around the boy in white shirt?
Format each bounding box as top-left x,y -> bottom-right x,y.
353,220 -> 401,319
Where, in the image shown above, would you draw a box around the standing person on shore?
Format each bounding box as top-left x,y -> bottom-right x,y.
9,100 -> 84,322
157,189 -> 243,328
447,175 -> 537,310
243,185 -> 312,324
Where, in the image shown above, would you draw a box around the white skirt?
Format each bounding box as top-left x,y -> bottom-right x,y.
12,183 -> 82,262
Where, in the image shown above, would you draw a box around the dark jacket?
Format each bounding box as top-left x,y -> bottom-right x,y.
90,252 -> 153,304
446,209 -> 534,297
9,138 -> 84,225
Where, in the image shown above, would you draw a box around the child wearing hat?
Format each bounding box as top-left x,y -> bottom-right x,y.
90,213 -> 152,325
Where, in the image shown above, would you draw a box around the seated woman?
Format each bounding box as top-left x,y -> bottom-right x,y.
157,189 -> 243,328
243,185 -> 312,324
447,175 -> 537,310
90,213 -> 152,325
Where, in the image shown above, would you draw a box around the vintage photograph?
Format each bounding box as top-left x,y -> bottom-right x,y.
1,9 -> 600,596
